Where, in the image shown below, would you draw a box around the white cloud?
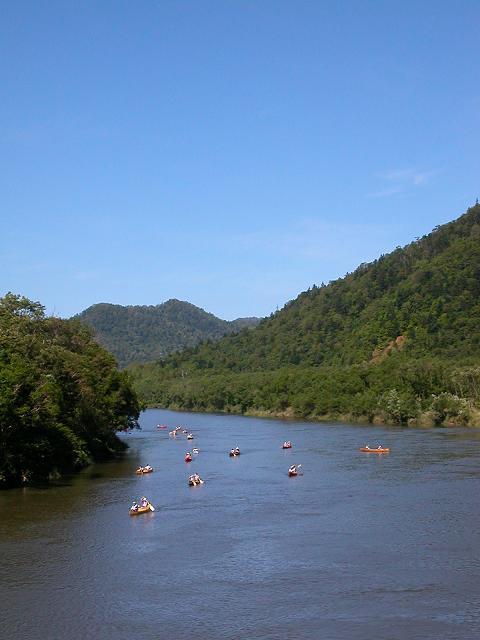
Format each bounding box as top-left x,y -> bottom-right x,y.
368,167 -> 437,197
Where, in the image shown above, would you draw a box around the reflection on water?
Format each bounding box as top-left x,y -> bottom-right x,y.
1,410 -> 480,640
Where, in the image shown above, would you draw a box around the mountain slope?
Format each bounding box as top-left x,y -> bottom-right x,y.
129,204 -> 480,426
75,299 -> 260,367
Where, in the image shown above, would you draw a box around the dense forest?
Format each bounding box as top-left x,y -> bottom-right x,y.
130,204 -> 480,427
0,294 -> 140,488
76,299 -> 259,367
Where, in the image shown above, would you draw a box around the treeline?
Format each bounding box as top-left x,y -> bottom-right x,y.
76,299 -> 260,367
129,204 -> 480,426
0,294 -> 140,488
130,354 -> 480,426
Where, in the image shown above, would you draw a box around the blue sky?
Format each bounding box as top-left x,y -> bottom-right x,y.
1,1 -> 479,319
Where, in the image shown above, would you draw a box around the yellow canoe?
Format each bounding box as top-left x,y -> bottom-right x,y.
129,504 -> 153,515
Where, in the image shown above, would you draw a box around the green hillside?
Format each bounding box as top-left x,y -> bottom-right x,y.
130,204 -> 480,427
75,299 -> 260,367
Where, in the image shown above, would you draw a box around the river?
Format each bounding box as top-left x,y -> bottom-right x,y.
1,409 -> 479,639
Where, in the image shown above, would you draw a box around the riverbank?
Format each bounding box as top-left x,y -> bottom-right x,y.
145,402 -> 480,428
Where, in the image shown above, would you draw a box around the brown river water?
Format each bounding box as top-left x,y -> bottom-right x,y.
1,409 -> 480,639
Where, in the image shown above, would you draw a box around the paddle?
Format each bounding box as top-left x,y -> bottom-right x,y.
149,503 -> 155,512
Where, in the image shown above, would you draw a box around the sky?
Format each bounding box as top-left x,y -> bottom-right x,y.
1,1 -> 479,320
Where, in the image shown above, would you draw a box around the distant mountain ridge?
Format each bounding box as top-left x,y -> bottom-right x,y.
75,299 -> 260,367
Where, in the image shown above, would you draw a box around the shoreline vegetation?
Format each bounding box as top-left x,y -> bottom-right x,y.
146,402 -> 480,428
130,204 -> 480,428
0,294 -> 140,489
137,359 -> 480,429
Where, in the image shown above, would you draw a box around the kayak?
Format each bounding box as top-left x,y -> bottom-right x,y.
129,503 -> 153,515
359,447 -> 390,453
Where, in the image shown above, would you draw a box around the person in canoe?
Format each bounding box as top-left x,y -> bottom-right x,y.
143,465 -> 153,472
185,452 -> 192,462
189,473 -> 204,486
234,446 -> 240,455
140,496 -> 148,508
288,464 -> 300,476
283,441 -> 292,449
131,501 -> 139,512
192,448 -> 199,454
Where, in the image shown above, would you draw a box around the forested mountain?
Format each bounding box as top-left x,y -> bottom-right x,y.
0,294 -> 140,488
75,299 -> 260,367
130,204 -> 480,427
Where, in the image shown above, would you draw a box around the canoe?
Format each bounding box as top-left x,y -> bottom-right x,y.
359,447 -> 390,453
129,504 -> 152,516
282,444 -> 292,449
187,434 -> 194,439
188,479 -> 204,486
229,451 -> 240,457
288,470 -> 298,477
185,456 -> 192,462
136,467 -> 153,474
